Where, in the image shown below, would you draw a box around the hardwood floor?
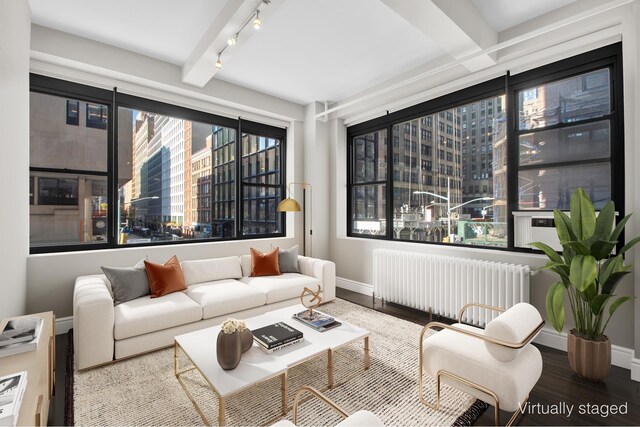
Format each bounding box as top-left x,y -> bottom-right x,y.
336,288 -> 640,426
50,290 -> 639,426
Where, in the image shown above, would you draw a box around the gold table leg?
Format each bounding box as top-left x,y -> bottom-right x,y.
281,372 -> 288,415
327,349 -> 334,389
364,336 -> 370,370
218,396 -> 226,426
174,342 -> 179,376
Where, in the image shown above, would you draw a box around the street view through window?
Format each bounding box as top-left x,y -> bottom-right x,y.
29,88 -> 283,247
117,108 -> 282,244
352,94 -> 508,247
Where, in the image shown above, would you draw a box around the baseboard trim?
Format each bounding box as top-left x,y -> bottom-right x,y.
336,277 -> 373,296
535,326 -> 634,370
55,316 -> 73,335
631,358 -> 640,382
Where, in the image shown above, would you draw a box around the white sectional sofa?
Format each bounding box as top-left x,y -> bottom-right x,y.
73,254 -> 336,370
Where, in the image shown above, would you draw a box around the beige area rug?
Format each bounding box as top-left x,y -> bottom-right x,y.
73,299 -> 487,426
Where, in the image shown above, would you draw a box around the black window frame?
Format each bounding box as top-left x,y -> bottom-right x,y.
29,74 -> 286,254
346,43 -> 624,253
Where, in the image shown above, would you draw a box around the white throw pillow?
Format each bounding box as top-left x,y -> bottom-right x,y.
484,302 -> 542,362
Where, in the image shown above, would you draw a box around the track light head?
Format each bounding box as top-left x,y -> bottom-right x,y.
253,10 -> 261,30
227,34 -> 237,46
215,55 -> 222,69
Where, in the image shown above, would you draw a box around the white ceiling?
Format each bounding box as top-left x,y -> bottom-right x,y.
29,0 -> 225,65
215,0 -> 444,104
470,0 -> 577,32
29,0 -> 581,105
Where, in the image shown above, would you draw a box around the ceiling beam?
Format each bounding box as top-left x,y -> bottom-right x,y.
182,0 -> 287,88
380,0 -> 497,72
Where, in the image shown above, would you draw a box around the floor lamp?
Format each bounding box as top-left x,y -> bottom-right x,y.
277,182 -> 312,257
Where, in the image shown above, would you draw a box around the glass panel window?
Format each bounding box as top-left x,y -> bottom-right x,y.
117,107 -> 230,243
518,163 -> 610,210
241,131 -> 282,235
352,184 -> 386,236
519,121 -> 610,166
516,67 -> 614,210
30,173 -> 108,246
30,92 -> 108,172
350,129 -> 387,237
518,68 -> 610,130
353,130 -> 387,183
391,95 -> 507,247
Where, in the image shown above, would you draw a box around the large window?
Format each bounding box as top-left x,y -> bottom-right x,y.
241,130 -> 282,236
30,88 -> 110,247
351,129 -> 387,236
515,69 -> 613,210
29,75 -> 286,252
347,43 -> 623,251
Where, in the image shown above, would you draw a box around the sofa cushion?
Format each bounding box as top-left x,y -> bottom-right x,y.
101,258 -> 150,305
337,410 -> 384,427
278,245 -> 301,273
240,273 -> 321,304
144,255 -> 187,298
250,247 -> 281,277
422,323 -> 542,412
240,255 -> 251,277
114,292 -> 202,340
186,279 -> 267,319
181,256 -> 243,286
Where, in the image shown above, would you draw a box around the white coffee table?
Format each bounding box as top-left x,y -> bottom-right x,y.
174,304 -> 370,426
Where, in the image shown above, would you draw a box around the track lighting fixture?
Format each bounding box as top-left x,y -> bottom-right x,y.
214,1 -> 270,72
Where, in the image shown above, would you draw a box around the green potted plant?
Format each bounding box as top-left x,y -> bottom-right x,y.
531,188 -> 639,381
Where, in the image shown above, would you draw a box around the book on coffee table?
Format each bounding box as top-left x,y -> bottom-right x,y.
252,322 -> 303,350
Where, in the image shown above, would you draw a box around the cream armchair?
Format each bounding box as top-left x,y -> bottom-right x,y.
420,303 -> 545,426
272,386 -> 383,427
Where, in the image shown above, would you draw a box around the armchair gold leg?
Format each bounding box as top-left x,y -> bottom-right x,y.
292,386 -> 349,425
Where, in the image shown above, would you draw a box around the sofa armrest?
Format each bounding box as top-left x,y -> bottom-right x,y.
298,257 -> 336,302
73,275 -> 115,369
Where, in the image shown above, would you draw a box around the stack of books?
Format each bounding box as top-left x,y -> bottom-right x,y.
0,371 -> 27,427
292,309 -> 341,332
252,322 -> 303,354
0,318 -> 43,358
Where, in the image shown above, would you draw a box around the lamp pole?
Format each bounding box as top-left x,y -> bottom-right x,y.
279,182 -> 312,257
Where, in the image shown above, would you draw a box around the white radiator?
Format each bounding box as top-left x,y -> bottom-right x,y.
373,249 -> 530,327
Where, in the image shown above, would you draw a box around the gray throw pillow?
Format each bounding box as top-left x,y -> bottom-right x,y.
278,245 -> 301,273
101,258 -> 150,305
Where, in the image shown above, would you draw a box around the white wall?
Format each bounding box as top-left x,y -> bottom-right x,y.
327,2 -> 639,353
0,1 -> 30,318
303,102 -> 330,259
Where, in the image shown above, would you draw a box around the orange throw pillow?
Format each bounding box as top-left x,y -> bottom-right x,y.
144,255 -> 187,298
250,247 -> 281,277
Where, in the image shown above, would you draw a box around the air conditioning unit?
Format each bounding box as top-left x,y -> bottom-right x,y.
514,211 -> 617,252
514,211 -> 561,250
